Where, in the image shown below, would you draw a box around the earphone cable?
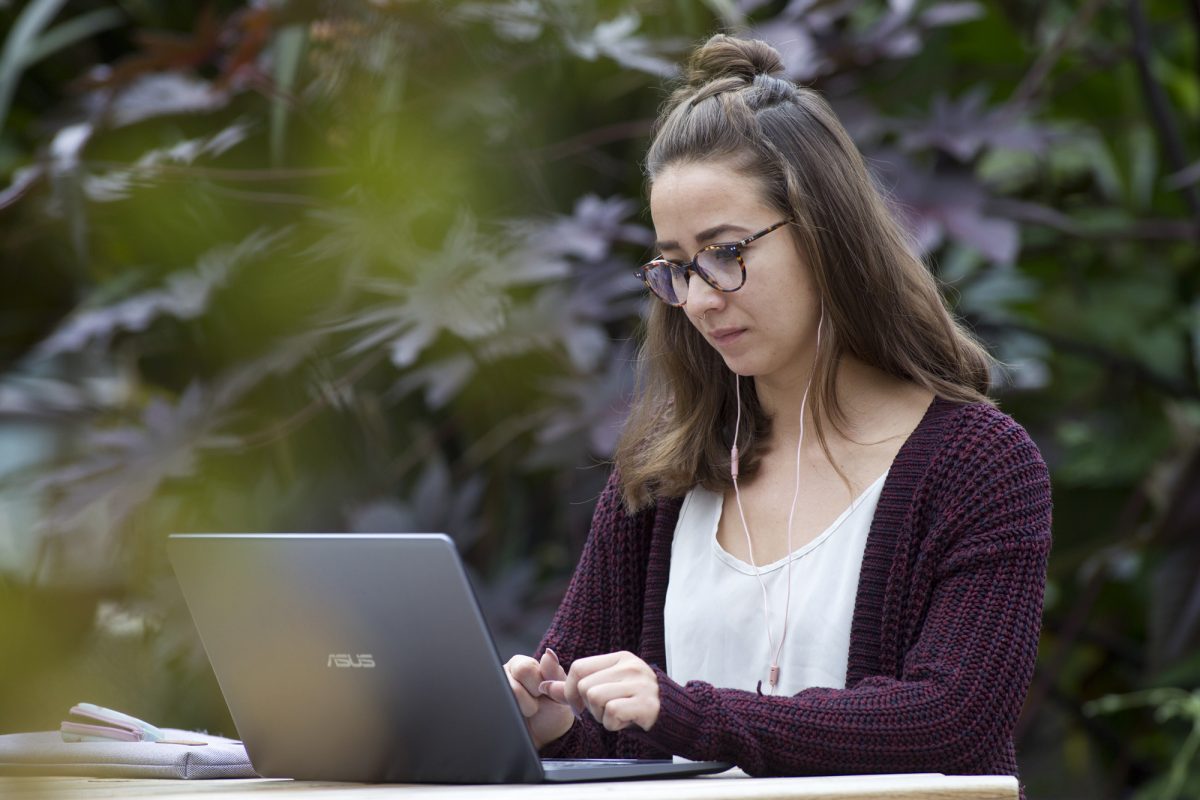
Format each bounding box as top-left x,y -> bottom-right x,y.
729,304 -> 824,694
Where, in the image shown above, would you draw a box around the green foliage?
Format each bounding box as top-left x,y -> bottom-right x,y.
0,1 -> 1197,796
1086,688 -> 1200,800
0,0 -> 124,130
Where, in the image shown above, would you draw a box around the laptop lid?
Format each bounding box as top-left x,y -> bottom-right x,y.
168,533 -> 543,783
167,533 -> 729,784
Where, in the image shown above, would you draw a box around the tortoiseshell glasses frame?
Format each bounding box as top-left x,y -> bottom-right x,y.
634,220 -> 791,307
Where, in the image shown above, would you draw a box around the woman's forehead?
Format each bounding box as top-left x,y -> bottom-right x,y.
650,162 -> 772,245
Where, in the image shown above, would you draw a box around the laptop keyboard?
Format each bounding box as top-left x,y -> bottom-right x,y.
542,758 -> 662,769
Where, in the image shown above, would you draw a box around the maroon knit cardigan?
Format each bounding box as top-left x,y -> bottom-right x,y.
537,396 -> 1052,784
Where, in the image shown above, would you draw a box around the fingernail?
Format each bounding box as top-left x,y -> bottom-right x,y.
539,681 -> 582,719
545,647 -> 559,662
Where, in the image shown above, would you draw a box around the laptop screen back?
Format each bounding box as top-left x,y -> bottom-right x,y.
168,533 -> 543,783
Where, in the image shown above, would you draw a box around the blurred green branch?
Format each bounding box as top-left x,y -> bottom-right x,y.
0,0 -> 124,131
1085,688 -> 1200,800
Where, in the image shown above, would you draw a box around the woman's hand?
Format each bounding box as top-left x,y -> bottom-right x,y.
539,650 -> 660,733
504,649 -> 576,749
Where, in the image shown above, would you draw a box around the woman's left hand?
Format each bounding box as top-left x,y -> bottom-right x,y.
539,650 -> 661,732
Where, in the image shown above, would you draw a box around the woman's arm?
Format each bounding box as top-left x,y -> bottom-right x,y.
533,471 -> 651,758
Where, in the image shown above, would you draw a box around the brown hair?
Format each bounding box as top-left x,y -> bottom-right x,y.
614,34 -> 995,511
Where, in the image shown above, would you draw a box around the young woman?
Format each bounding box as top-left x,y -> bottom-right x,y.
505,34 -> 1051,784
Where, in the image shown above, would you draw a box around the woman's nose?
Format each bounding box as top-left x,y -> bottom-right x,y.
686,275 -> 725,318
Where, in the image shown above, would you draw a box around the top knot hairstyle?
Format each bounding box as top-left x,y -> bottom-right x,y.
614,34 -> 996,511
680,34 -> 786,104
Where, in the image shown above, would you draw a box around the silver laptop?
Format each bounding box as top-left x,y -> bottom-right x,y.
167,533 -> 730,783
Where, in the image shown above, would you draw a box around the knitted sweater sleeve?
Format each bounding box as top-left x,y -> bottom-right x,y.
628,412 -> 1053,776
534,472 -> 646,758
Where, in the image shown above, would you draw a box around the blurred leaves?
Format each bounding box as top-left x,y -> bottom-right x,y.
31,383 -> 239,534
1085,688 -> 1200,800
336,211 -> 540,368
564,12 -> 682,76
894,87 -> 1053,162
0,0 -> 124,130
34,228 -> 283,358
82,123 -> 251,202
84,72 -> 233,128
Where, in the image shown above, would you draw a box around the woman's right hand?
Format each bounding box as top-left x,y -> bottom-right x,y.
504,648 -> 576,749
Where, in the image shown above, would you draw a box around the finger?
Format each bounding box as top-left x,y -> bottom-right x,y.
507,656 -> 546,698
566,651 -> 625,682
539,679 -> 568,705
599,696 -> 647,732
574,661 -> 643,705
563,671 -> 583,717
541,648 -> 568,682
537,679 -> 582,718
563,652 -> 625,713
506,670 -> 539,718
576,673 -> 641,722
579,675 -> 639,707
575,656 -> 660,722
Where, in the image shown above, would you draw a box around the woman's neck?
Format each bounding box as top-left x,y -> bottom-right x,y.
754,355 -> 910,452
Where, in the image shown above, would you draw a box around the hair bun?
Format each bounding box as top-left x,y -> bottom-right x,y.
684,34 -> 785,86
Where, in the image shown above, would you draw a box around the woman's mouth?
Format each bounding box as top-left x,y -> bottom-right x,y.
709,327 -> 746,345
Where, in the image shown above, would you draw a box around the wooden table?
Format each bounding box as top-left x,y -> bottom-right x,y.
1,772 -> 1018,799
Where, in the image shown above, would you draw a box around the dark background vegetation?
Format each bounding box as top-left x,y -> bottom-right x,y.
1,1 -> 1197,797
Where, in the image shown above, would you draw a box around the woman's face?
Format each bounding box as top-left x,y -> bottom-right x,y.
649,161 -> 821,387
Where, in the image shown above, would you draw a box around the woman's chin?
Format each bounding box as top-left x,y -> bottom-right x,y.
720,355 -> 760,378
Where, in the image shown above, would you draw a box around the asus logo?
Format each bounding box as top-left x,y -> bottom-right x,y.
327,653 -> 375,668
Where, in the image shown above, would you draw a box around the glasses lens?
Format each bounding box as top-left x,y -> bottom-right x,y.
695,245 -> 743,291
643,262 -> 687,305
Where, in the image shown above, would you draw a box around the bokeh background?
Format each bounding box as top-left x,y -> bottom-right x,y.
0,1 -> 1196,797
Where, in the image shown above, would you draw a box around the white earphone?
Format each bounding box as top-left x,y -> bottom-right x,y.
730,302 -> 824,694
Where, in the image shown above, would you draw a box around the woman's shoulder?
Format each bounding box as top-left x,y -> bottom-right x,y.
925,396 -> 1045,467
590,467 -> 681,533
916,396 -> 1052,523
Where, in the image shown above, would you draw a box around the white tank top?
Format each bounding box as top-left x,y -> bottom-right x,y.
663,471 -> 888,695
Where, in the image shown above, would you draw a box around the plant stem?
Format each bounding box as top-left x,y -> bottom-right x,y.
1127,0 -> 1200,222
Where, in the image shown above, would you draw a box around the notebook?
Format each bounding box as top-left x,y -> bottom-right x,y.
167,533 -> 730,783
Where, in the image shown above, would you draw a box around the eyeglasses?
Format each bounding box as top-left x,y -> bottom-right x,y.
634,220 -> 791,307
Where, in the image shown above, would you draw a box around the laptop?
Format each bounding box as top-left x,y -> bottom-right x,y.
167,533 -> 731,783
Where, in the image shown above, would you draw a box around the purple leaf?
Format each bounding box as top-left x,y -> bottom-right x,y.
390,355 -> 476,409
388,323 -> 438,368
347,456 -> 485,548
34,228 -> 284,359
31,382 -> 236,533
533,343 -> 636,460
896,88 -> 1053,161
872,150 -> 1021,263
82,73 -> 232,128
565,13 -> 682,77
1165,159 -> 1200,190
84,123 -> 250,202
919,2 -> 985,27
512,195 -> 649,263
0,376 -> 94,417
0,165 -> 43,210
942,206 -> 1020,264
454,2 -> 547,42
